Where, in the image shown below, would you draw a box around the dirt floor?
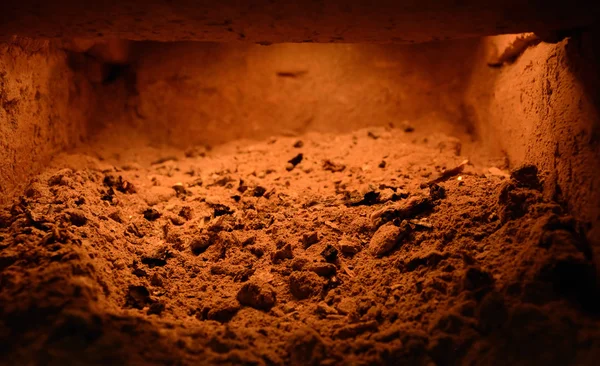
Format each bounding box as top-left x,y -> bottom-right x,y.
0,125 -> 599,365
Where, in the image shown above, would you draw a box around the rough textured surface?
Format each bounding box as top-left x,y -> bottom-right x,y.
0,128 -> 598,365
465,30 -> 600,254
125,41 -> 476,147
0,39 -> 93,205
0,1 -> 599,43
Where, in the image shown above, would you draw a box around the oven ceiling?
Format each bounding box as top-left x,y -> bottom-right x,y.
1,0 -> 599,43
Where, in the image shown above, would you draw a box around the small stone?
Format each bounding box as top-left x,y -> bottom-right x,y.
293,140 -> 304,148
307,263 -> 337,277
378,160 -> 387,168
369,222 -> 410,257
172,182 -> 188,195
143,208 -> 161,221
289,271 -> 324,299
301,231 -> 320,248
237,281 -> 277,310
320,244 -> 338,263
339,237 -> 362,255
287,154 -> 303,171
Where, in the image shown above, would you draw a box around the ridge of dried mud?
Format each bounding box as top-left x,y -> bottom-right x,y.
0,127 -> 598,365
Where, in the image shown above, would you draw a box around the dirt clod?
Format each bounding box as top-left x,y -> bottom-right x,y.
301,231 -> 319,248
65,209 -> 88,226
237,281 -> 277,310
190,233 -> 214,255
1,129 -> 596,365
320,244 -> 338,262
143,208 -> 161,221
289,271 -> 324,299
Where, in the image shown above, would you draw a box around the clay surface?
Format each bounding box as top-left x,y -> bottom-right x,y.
128,41 -> 477,147
0,39 -> 93,205
0,127 -> 598,365
465,31 -> 600,253
1,1 -> 599,43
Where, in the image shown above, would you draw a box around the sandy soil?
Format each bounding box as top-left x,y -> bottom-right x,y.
0,126 -> 598,365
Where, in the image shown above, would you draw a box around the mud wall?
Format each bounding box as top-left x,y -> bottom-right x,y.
125,40 -> 478,147
0,39 -> 94,204
465,31 -> 600,250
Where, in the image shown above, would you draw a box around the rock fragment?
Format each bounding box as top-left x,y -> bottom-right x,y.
369,221 -> 411,257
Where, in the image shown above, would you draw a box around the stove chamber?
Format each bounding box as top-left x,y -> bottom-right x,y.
1,2 -> 600,365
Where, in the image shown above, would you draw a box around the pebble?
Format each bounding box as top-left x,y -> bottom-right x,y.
339,237 -> 362,255
369,222 -> 410,257
307,263 -> 337,277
